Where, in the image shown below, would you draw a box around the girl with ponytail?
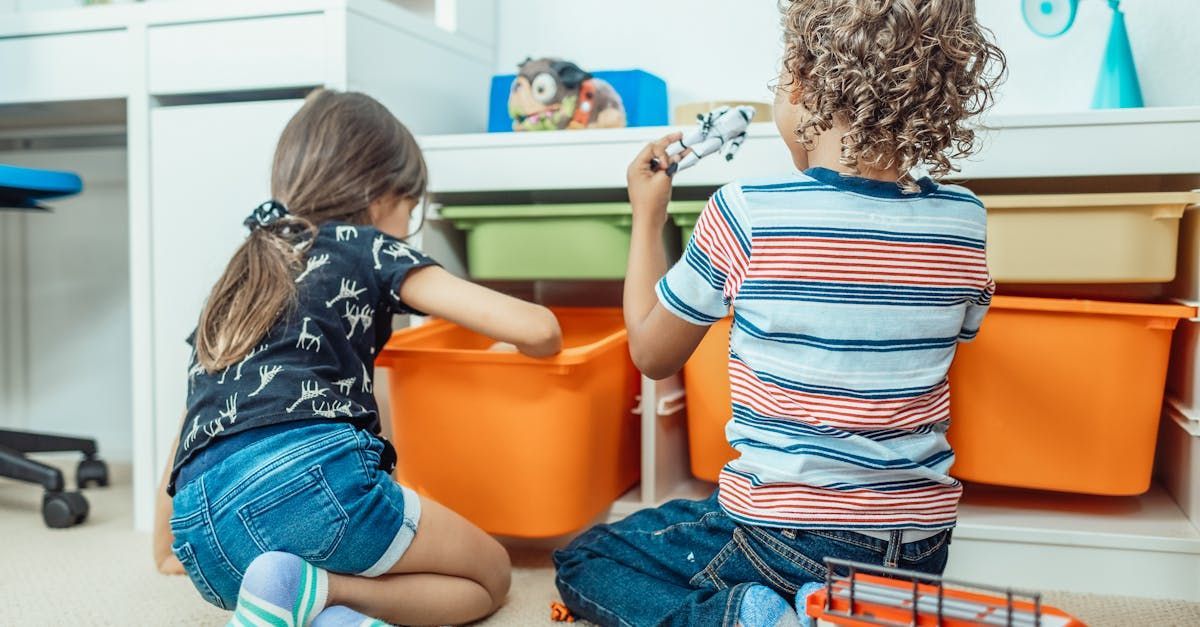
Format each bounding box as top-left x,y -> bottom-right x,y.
154,89 -> 559,626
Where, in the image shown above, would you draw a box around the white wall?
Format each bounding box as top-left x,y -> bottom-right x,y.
0,147 -> 132,461
495,0 -> 1200,116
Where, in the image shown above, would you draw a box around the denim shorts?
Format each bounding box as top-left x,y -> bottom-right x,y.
170,422 -> 421,609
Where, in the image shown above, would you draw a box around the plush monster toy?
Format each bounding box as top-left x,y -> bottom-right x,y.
509,58 -> 627,131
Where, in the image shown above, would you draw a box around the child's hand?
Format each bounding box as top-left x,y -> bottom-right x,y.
627,132 -> 683,227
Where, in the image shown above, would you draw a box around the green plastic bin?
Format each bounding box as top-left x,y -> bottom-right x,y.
669,201 -> 706,252
440,203 -> 689,280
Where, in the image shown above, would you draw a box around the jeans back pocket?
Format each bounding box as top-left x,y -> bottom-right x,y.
237,465 -> 349,562
173,541 -> 227,609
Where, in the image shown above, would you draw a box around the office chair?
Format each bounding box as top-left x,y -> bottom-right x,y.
0,164 -> 109,528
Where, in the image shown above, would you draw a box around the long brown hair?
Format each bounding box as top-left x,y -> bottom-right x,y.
194,89 -> 428,372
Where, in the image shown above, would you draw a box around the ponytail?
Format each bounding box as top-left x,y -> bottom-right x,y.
194,207 -> 316,372
195,89 -> 427,372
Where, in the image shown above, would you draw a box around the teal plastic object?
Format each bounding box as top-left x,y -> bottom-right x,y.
1021,0 -> 1143,110
1022,0 -> 1078,37
1092,0 -> 1144,109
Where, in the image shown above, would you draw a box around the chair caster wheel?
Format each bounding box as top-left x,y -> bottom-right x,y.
43,491 -> 89,528
78,458 -> 109,488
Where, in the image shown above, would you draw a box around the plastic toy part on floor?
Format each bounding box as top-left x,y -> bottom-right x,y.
549,601 -> 575,622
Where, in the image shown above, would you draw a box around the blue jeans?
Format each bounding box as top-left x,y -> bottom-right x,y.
553,492 -> 951,627
170,422 -> 421,609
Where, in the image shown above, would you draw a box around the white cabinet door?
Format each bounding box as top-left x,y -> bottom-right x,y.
148,99 -> 303,474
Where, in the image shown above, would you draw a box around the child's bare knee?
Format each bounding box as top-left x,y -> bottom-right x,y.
481,538 -> 512,606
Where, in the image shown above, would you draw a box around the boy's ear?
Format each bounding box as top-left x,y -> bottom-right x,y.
780,80 -> 803,106
777,69 -> 804,105
550,60 -> 592,89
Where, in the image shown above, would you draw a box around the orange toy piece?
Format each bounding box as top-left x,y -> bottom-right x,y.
550,601 -> 576,622
377,308 -> 641,538
682,317 -> 736,481
949,295 -> 1193,495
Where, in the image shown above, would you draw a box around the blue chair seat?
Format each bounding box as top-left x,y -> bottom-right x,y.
0,164 -> 83,209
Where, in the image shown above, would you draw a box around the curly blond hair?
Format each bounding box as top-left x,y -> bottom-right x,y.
780,0 -> 1006,191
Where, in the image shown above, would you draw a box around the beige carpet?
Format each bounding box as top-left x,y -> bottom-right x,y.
2,458 -> 1198,626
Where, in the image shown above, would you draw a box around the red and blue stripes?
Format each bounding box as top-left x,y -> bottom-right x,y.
656,169 -> 992,531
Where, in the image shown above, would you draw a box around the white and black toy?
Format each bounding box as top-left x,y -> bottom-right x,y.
651,105 -> 756,175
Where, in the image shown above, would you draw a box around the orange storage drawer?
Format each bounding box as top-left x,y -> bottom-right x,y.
683,318 -> 737,482
377,308 -> 640,538
949,296 -> 1193,495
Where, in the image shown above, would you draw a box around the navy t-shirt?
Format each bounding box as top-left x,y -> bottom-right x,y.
168,222 -> 438,495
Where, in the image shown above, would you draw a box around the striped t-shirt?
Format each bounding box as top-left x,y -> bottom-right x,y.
657,167 -> 994,531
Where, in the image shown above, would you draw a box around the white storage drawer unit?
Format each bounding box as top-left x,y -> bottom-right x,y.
147,14 -> 326,95
0,29 -> 129,103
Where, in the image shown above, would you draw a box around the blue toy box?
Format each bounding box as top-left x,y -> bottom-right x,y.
488,69 -> 668,133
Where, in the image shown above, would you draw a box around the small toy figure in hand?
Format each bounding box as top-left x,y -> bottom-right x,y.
651,105 -> 757,175
509,58 -> 627,131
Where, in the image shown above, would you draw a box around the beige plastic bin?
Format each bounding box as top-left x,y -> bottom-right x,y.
981,192 -> 1200,283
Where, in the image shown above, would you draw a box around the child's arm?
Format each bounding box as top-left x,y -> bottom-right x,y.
153,414 -> 185,575
400,266 -> 562,357
623,134 -> 710,379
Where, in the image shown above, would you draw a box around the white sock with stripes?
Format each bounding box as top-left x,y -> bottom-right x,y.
226,552 -> 329,627
312,605 -> 392,627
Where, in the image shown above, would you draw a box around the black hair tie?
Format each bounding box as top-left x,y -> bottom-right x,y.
244,200 -> 290,232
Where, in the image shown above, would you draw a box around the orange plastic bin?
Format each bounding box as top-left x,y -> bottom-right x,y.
949,295 -> 1194,495
683,318 -> 737,482
377,308 -> 640,538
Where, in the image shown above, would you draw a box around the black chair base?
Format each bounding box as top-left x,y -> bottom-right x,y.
0,428 -> 108,528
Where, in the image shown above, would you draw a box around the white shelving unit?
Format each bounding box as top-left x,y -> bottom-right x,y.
421,107 -> 1200,193
418,107 -> 1200,601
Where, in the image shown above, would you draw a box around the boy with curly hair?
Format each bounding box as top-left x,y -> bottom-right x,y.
553,1 -> 1006,625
